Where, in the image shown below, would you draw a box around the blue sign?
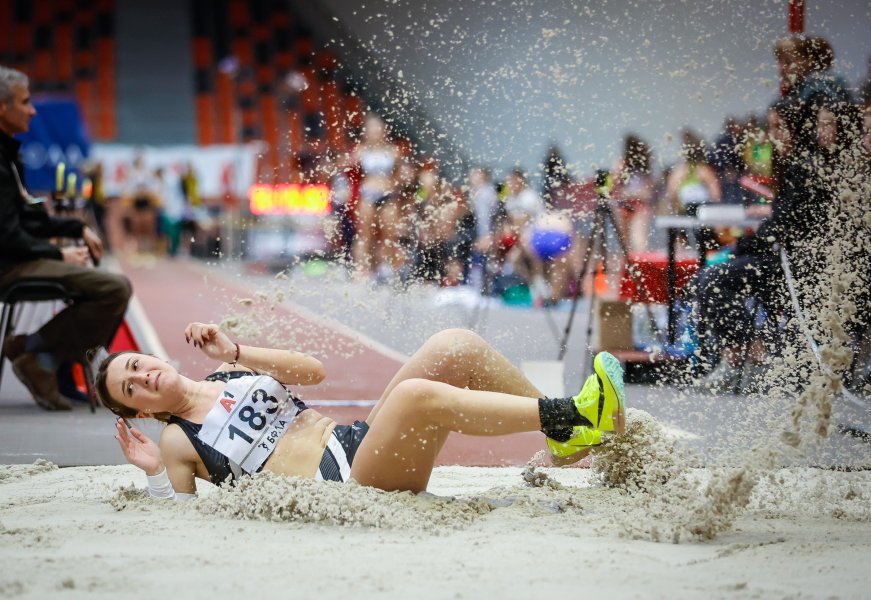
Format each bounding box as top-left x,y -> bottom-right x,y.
17,97 -> 90,194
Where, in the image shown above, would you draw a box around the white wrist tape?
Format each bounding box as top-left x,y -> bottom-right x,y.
146,468 -> 177,499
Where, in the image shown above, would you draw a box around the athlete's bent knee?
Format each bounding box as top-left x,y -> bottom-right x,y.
427,328 -> 483,351
388,378 -> 447,411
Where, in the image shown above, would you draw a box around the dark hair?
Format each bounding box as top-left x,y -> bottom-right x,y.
680,130 -> 708,165
95,351 -> 172,423
623,134 -> 652,174
802,36 -> 835,73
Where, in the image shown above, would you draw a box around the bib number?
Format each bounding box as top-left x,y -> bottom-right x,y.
198,375 -> 298,475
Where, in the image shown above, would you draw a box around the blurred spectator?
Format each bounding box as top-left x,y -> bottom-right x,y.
774,36 -> 807,97
741,115 -> 773,183
180,162 -> 199,208
323,153 -> 358,263
469,166 -> 500,244
540,149 -> 597,284
711,117 -> 747,205
693,89 -> 861,390
413,167 -> 474,286
503,168 -> 545,230
178,162 -> 204,254
498,168 -> 546,296
541,145 -> 572,210
467,166 -> 501,290
81,161 -> 110,245
522,209 -> 583,305
780,36 -> 853,154
666,129 -> 721,214
611,134 -> 656,252
373,157 -> 418,284
155,167 -> 187,258
351,113 -> 399,275
665,129 -> 721,255
121,153 -> 161,256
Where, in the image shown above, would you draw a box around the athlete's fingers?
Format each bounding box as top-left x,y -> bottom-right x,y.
194,323 -> 208,346
116,419 -> 138,446
116,427 -> 132,449
129,427 -> 150,444
115,426 -> 132,454
187,323 -> 201,346
184,322 -> 205,344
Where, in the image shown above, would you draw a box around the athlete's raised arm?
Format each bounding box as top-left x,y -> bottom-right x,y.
184,322 -> 325,386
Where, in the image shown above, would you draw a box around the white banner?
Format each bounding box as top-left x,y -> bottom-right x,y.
91,143 -> 263,201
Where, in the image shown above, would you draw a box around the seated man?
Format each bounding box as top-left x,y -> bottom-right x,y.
0,66 -> 132,410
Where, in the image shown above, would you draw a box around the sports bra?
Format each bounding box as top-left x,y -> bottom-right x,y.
168,371 -> 308,485
360,148 -> 396,178
677,167 -> 710,206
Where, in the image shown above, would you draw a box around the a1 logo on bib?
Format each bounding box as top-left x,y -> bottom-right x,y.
198,375 -> 299,474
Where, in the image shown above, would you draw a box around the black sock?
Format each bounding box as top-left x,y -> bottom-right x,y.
538,397 -> 593,441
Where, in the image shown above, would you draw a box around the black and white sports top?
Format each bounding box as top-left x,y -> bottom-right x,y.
168,371 -> 308,485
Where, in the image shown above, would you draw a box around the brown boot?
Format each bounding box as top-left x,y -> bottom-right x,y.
11,353 -> 71,411
2,334 -> 27,362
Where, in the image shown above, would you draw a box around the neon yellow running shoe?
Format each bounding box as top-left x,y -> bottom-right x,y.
545,352 -> 626,461
546,424 -> 603,459
585,351 -> 625,433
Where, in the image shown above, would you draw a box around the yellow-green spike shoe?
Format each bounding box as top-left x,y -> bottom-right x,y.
578,351 -> 625,433
546,424 -> 603,459
545,352 -> 626,461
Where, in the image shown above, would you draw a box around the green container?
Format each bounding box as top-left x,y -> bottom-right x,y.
502,283 -> 532,306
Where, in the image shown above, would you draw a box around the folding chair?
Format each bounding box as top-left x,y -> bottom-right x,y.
0,280 -> 98,412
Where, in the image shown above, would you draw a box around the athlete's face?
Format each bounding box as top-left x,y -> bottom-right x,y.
105,353 -> 180,416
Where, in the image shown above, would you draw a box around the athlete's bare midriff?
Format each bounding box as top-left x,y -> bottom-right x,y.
262,408 -> 336,478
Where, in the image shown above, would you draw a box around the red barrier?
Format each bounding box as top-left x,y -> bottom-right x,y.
619,252 -> 698,304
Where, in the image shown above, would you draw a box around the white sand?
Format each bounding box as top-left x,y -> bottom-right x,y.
1,458 -> 869,599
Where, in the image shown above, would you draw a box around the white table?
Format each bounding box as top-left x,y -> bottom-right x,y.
653,207 -> 763,344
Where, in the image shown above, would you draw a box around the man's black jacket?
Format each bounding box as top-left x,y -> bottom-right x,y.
0,131 -> 85,272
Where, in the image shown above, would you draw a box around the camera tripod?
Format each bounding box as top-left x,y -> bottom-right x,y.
557,170 -> 664,377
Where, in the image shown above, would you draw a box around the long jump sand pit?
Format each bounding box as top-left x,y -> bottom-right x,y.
2,411 -> 869,599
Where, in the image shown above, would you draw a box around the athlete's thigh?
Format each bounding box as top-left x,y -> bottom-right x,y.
352,395 -> 448,493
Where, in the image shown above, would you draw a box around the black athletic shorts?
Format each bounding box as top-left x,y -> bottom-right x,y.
332,420 -> 369,465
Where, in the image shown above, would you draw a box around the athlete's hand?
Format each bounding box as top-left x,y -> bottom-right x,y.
115,418 -> 163,475
184,322 -> 236,363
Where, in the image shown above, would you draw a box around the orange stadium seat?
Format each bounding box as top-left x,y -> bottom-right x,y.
0,0 -> 11,60
195,94 -> 216,145
185,0 -> 386,165
215,72 -> 235,144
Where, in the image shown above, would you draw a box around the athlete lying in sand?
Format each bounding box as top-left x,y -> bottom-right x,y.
97,323 -> 625,498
